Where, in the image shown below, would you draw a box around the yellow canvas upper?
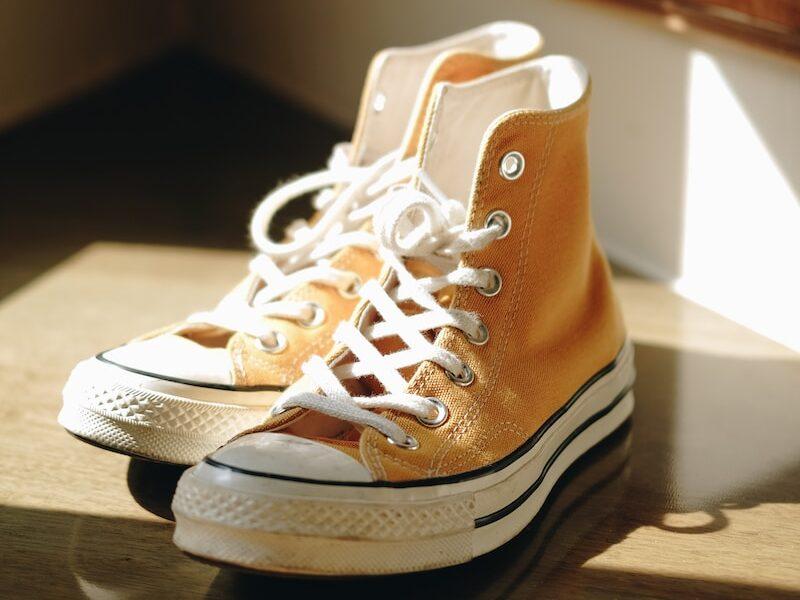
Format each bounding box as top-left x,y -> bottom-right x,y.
255,57 -> 628,482
138,24 -> 543,390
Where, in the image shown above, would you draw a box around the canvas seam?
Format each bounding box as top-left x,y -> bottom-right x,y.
363,430 -> 388,480
431,112 -> 542,473
232,338 -> 248,386
452,421 -> 529,467
367,106 -> 585,480
433,112 -> 560,475
377,451 -> 430,477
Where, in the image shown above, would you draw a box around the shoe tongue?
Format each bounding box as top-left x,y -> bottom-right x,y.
349,23 -> 541,167
417,56 -> 589,204
397,50 -> 516,160
349,50 -> 430,166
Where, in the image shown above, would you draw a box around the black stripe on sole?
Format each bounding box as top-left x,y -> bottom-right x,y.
204,343 -> 632,488
474,385 -> 632,528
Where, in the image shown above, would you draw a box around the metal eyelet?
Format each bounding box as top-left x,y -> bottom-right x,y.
500,151 -> 525,180
485,210 -> 511,239
372,92 -> 387,113
417,398 -> 449,427
270,404 -> 290,417
446,363 -> 474,386
256,332 -> 288,354
339,275 -> 362,299
386,434 -> 419,450
477,269 -> 502,297
466,320 -> 489,345
298,302 -> 326,328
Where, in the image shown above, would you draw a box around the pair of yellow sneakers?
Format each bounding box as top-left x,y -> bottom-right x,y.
60,21 -> 635,576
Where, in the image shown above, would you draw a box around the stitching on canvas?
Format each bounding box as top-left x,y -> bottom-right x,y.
432,112 -> 560,475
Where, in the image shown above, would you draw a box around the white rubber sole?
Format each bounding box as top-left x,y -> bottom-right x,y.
59,357 -> 279,465
172,341 -> 635,575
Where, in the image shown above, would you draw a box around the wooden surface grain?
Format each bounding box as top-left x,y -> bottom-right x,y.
1,242 -> 798,599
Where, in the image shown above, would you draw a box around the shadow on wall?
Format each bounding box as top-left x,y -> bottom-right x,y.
0,53 -> 345,301
193,0 -> 800,351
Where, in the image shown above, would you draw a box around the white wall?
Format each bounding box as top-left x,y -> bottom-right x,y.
194,0 -> 800,351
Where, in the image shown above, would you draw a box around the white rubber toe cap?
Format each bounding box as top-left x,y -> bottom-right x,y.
102,334 -> 233,386
207,432 -> 373,483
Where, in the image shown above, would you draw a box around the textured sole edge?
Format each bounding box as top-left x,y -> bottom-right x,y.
59,359 -> 272,465
172,344 -> 635,575
174,517 -> 473,576
180,423 -> 633,580
58,401 -> 231,465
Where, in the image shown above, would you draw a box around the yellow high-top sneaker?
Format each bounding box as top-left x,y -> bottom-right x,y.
171,55 -> 635,575
58,23 -> 542,465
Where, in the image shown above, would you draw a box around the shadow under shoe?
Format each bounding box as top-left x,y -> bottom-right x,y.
127,457 -> 189,521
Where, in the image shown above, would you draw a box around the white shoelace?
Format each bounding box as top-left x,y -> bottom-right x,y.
272,172 -> 505,445
186,143 -> 415,347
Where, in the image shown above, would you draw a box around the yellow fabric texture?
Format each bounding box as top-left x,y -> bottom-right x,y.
258,87 -> 628,480
360,89 -> 627,481
228,50 -> 540,388
229,246 -> 383,387
138,50 -> 541,391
